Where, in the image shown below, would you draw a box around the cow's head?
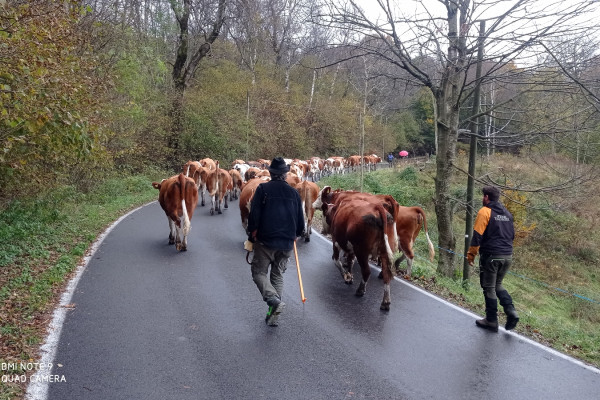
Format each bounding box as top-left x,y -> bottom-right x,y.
312,186 -> 331,210
320,202 -> 337,235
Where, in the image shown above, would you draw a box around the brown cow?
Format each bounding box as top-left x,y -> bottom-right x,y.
182,160 -> 203,185
314,186 -> 434,279
313,187 -> 399,240
321,197 -> 398,310
256,158 -> 270,168
200,157 -> 216,171
244,167 -> 261,181
228,168 -> 243,200
151,173 -> 199,251
346,155 -> 361,172
294,180 -> 319,242
238,176 -> 270,232
183,161 -> 208,205
256,169 -> 270,178
389,206 -> 435,277
285,172 -> 300,187
200,162 -> 232,215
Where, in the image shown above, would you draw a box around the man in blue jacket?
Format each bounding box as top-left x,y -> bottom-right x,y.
247,157 -> 305,326
467,186 -> 519,332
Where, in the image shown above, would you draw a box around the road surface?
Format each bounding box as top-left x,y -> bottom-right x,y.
27,199 -> 600,399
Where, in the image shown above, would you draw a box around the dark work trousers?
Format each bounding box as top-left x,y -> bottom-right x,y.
251,242 -> 291,305
479,253 -> 512,300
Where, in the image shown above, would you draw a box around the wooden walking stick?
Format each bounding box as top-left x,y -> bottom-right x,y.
293,240 -> 307,303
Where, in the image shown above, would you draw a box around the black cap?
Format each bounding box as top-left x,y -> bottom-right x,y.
268,157 -> 290,174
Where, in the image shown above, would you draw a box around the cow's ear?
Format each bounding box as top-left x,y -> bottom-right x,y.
323,186 -> 331,195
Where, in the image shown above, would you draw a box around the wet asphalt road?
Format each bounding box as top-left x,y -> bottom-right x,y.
39,198 -> 600,400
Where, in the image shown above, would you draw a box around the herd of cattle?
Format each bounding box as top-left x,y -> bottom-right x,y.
151,155 -> 434,310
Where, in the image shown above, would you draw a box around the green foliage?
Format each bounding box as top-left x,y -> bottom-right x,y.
0,1 -> 113,200
319,166 -> 433,208
105,37 -> 172,173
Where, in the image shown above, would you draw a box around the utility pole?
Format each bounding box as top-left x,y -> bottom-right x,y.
246,90 -> 250,161
463,20 -> 485,286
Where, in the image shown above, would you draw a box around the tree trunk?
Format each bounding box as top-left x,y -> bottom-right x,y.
168,86 -> 185,169
434,96 -> 459,277
167,0 -> 226,168
431,0 -> 465,277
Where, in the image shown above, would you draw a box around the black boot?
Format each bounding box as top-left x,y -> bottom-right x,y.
476,296 -> 499,332
498,290 -> 519,330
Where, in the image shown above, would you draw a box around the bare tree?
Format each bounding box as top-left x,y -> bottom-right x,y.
316,0 -> 600,276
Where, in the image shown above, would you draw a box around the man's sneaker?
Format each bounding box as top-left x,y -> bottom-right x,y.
265,301 -> 286,326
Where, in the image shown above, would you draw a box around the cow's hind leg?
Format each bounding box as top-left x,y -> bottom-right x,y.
355,252 -> 370,297
168,218 -> 176,245
180,232 -> 188,251
210,195 -> 216,215
200,187 -> 206,207
341,251 -> 354,284
224,194 -> 229,209
397,239 -> 415,278
333,243 -> 353,284
304,218 -> 312,242
174,224 -> 183,251
378,253 -> 406,279
217,197 -> 223,214
380,257 -> 393,311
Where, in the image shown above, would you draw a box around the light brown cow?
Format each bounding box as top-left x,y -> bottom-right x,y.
200,162 -> 232,215
285,172 -> 300,187
321,197 -> 398,310
200,157 -> 216,171
289,163 -> 303,180
238,176 -> 270,232
346,155 -> 362,172
256,169 -> 270,178
256,159 -> 270,168
228,168 -> 243,200
331,156 -> 346,174
151,173 -> 199,251
388,205 -> 435,277
294,180 -> 319,242
244,167 -> 261,181
182,160 -> 203,185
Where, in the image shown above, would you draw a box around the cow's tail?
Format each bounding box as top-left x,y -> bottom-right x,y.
298,182 -> 309,219
417,208 -> 435,262
179,173 -> 191,235
377,204 -> 396,268
215,161 -> 221,198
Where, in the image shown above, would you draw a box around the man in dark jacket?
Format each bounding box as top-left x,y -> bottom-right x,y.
467,186 -> 519,332
247,157 -> 305,326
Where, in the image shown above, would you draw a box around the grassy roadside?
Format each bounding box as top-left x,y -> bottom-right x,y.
317,158 -> 600,370
0,172 -> 165,400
